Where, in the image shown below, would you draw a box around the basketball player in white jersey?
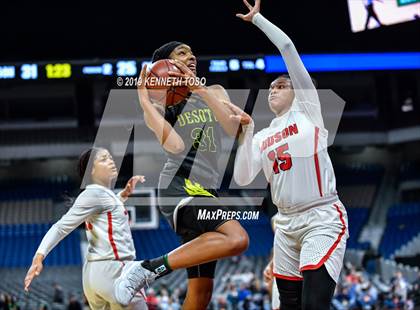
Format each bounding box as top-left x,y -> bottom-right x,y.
231,1 -> 349,309
24,147 -> 148,310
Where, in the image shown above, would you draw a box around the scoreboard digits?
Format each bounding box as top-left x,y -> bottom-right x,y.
116,61 -> 137,76
0,56 -> 266,82
21,64 -> 38,80
45,63 -> 72,79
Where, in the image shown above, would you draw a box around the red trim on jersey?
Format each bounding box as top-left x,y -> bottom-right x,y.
273,272 -> 303,281
85,221 -> 93,230
107,212 -> 120,260
314,126 -> 323,197
300,204 -> 346,272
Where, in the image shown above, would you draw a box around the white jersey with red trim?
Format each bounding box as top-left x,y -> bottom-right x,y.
243,105 -> 337,212
233,12 -> 338,213
36,184 -> 136,261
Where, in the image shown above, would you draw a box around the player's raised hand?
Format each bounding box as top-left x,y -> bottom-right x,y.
236,0 -> 261,22
137,64 -> 148,90
168,59 -> 195,78
168,59 -> 205,92
222,100 -> 253,126
137,64 -> 152,105
24,254 -> 44,292
120,175 -> 146,199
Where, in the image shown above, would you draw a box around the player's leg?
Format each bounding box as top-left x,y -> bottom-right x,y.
143,200 -> 249,273
301,265 -> 335,310
114,200 -> 248,305
299,203 -> 348,309
166,219 -> 248,270
271,277 -> 280,310
83,262 -> 116,310
109,264 -> 148,310
84,260 -> 148,309
110,293 -> 148,310
171,224 -> 216,309
83,287 -> 110,310
272,216 -> 303,310
275,278 -> 302,310
183,278 -> 214,310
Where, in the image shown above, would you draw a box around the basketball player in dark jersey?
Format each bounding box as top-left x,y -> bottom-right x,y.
114,42 -> 249,309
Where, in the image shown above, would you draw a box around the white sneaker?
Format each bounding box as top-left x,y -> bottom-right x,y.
114,261 -> 157,306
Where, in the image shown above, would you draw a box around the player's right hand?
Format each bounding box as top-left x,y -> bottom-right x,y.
221,100 -> 253,126
137,64 -> 148,90
137,64 -> 152,105
137,64 -> 157,108
263,259 -> 274,285
24,254 -> 44,292
120,175 -> 146,199
236,0 -> 261,22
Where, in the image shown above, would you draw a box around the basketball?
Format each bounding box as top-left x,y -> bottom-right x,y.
146,59 -> 190,106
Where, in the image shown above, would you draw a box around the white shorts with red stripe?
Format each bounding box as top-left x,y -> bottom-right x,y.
273,201 -> 348,283
83,260 -> 147,309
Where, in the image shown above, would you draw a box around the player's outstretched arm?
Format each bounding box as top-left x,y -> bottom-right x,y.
169,59 -> 242,138
237,0 -> 324,128
223,100 -> 262,186
137,64 -> 185,154
24,191 -> 103,291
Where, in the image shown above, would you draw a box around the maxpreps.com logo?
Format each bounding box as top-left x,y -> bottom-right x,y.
197,209 -> 260,221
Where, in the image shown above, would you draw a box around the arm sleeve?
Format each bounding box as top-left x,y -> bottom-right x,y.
233,122 -> 263,186
252,13 -> 324,129
35,190 -> 103,257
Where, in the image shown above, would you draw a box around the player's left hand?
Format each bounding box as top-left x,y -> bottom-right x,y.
24,254 -> 44,292
222,100 -> 253,126
120,175 -> 146,199
236,0 -> 261,22
137,64 -> 153,106
168,59 -> 205,92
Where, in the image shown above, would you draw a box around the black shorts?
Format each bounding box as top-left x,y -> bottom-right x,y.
178,199 -> 230,278
158,178 -> 231,278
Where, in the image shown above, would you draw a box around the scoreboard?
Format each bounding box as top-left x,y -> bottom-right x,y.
1,53 -> 418,82
0,57 -> 266,82
0,60 -> 146,81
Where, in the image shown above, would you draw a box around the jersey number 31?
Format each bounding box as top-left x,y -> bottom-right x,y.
267,143 -> 292,174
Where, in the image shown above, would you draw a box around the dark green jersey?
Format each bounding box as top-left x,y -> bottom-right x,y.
159,93 -> 222,196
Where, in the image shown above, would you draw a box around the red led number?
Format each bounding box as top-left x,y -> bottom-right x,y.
267,143 -> 292,174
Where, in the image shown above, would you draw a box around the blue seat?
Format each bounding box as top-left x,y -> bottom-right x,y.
379,203 -> 420,258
